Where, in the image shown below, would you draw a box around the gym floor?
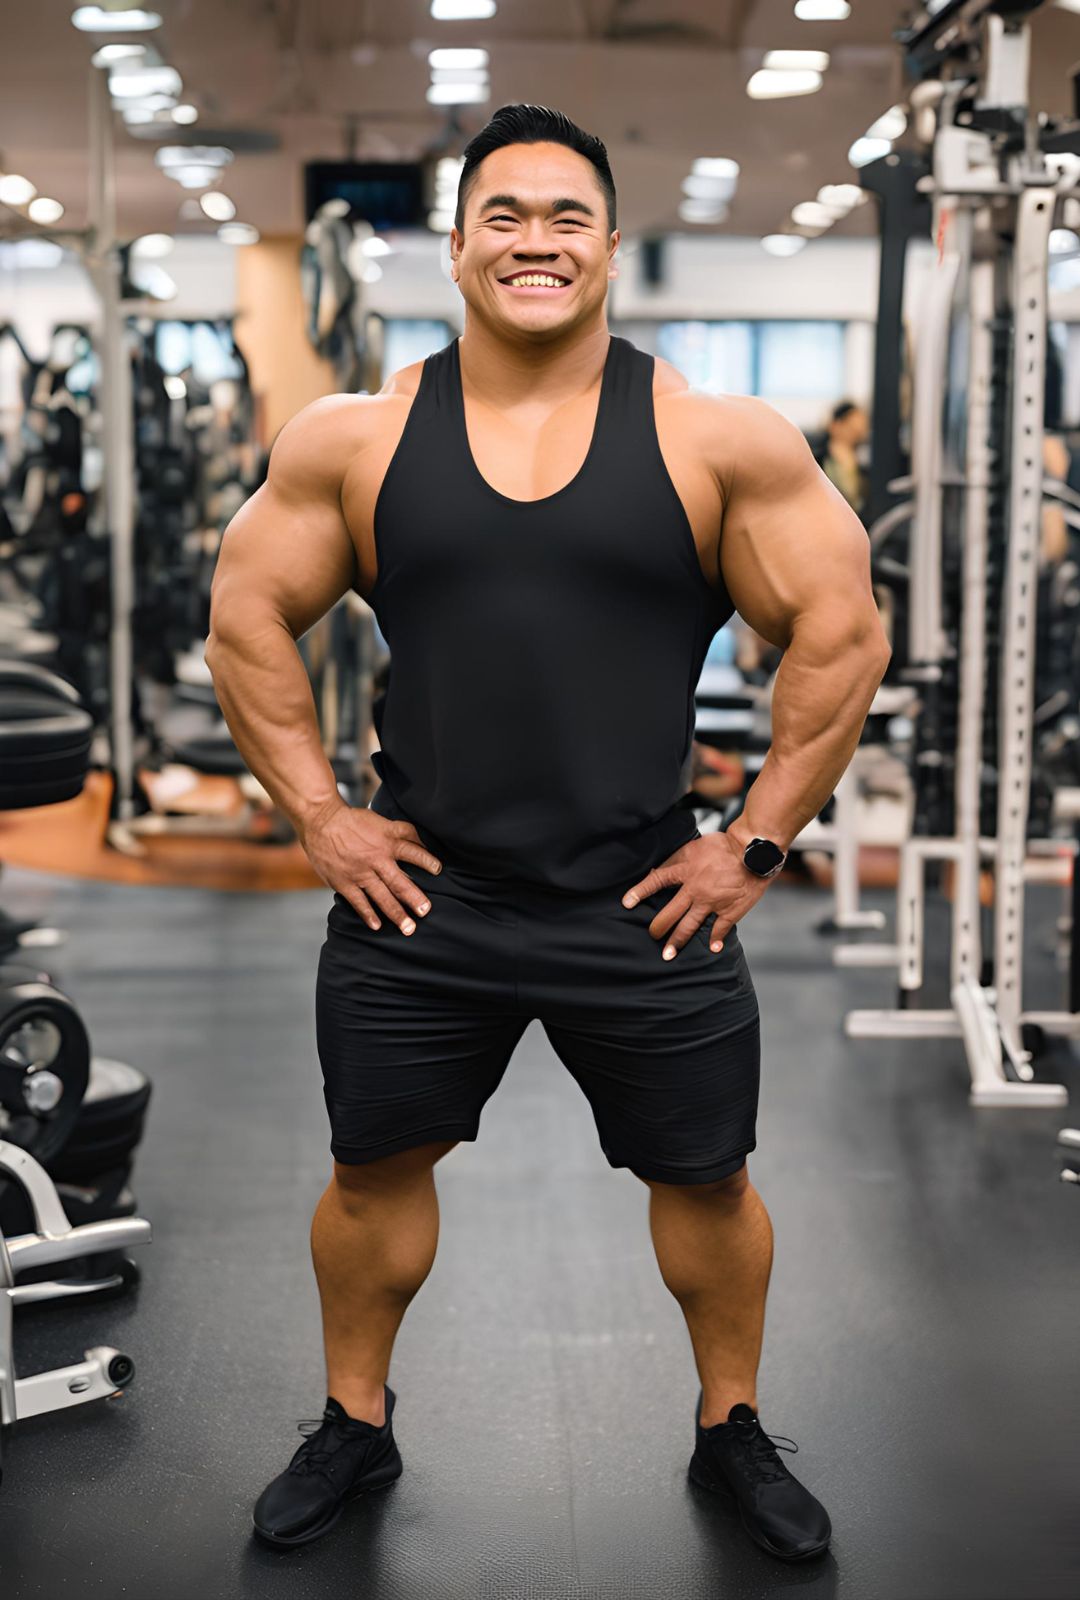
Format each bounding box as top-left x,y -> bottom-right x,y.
0,862 -> 1076,1600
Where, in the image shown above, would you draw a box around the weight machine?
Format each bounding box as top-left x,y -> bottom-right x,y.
832,0 -> 1080,1107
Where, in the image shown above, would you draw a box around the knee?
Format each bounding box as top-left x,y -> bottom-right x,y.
642,1162 -> 749,1199
333,1139 -> 459,1195
698,1165 -> 749,1199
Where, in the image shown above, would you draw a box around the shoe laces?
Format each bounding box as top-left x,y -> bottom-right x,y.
288,1411 -> 373,1479
731,1418 -> 799,1486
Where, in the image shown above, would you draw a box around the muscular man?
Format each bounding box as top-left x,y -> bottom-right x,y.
207,104 -> 890,1560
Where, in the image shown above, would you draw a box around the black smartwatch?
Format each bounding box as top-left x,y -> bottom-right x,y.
741,836 -> 788,880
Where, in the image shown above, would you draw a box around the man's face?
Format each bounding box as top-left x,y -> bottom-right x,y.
841,407 -> 869,446
449,141 -> 619,339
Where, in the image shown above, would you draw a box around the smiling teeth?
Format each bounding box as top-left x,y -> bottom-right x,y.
506,274 -> 566,288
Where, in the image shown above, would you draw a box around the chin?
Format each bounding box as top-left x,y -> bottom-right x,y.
498,302 -> 584,333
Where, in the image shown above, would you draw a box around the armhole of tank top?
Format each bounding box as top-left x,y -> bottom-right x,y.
371,357 -> 434,583
641,353 -> 724,614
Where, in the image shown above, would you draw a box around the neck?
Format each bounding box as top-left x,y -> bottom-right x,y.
458,318 -> 611,408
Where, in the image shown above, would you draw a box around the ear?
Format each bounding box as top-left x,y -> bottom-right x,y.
449,226 -> 463,280
607,227 -> 621,280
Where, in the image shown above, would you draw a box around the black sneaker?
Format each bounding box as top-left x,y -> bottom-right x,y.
252,1384 -> 403,1549
687,1389 -> 831,1562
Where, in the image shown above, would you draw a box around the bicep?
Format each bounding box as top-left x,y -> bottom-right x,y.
717,399 -> 881,650
209,414 -> 360,644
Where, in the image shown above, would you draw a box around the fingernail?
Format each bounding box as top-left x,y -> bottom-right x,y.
623,894 -> 638,908
662,944 -> 675,960
711,942 -> 723,953
402,918 -> 415,934
418,902 -> 430,915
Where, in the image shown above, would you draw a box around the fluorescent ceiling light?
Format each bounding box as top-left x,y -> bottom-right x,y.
430,0 -> 497,17
817,183 -> 863,210
1049,228 -> 1080,254
0,175 -> 38,206
691,157 -> 740,180
866,105 -> 907,141
171,104 -> 199,124
361,236 -> 392,256
109,66 -> 182,98
430,67 -> 489,85
792,201 -> 837,228
427,81 -> 489,104
122,92 -> 176,111
28,197 -> 65,224
155,145 -> 233,172
130,232 -> 173,258
763,50 -> 829,72
72,6 -> 161,30
218,222 -> 259,246
122,108 -> 158,124
200,191 -> 236,221
747,69 -> 822,99
761,234 -> 808,256
173,165 -> 225,188
428,48 -> 488,70
681,174 -> 737,202
678,199 -> 728,224
91,43 -> 145,65
849,136 -> 891,167
163,375 -> 186,400
794,1 -> 850,16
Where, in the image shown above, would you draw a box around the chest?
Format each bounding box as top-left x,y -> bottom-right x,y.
344,376 -> 725,597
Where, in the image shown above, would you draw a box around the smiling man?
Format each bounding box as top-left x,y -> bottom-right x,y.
207,104 -> 889,1558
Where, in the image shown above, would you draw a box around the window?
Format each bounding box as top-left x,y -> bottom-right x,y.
656,321 -> 753,394
382,318 -> 455,375
643,319 -> 846,401
757,321 -> 845,400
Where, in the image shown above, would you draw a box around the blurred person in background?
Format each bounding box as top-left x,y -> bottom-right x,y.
817,400 -> 870,521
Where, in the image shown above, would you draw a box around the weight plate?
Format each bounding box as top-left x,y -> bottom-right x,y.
0,979 -> 90,1163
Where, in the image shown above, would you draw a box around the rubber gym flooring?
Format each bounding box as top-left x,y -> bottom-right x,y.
0,861 -> 1076,1600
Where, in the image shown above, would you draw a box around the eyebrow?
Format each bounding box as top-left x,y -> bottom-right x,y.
477,193 -> 597,220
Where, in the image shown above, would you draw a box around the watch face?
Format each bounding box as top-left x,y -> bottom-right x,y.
744,838 -> 785,876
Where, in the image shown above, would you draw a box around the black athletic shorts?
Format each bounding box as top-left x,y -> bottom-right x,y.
315,836 -> 760,1185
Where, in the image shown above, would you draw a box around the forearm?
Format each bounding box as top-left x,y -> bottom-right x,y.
205,614 -> 344,837
727,620 -> 890,855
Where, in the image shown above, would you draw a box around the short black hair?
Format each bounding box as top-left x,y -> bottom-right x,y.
830,400 -> 860,424
454,104 -> 617,236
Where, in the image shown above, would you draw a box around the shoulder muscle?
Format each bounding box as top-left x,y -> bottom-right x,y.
690,393 -> 881,650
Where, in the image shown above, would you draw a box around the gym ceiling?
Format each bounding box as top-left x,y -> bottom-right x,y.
0,1 -> 1078,242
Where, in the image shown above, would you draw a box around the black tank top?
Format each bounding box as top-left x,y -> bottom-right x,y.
367,333 -> 735,893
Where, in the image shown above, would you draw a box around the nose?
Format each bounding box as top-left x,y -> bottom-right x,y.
511,245 -> 560,262
511,215 -> 562,256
